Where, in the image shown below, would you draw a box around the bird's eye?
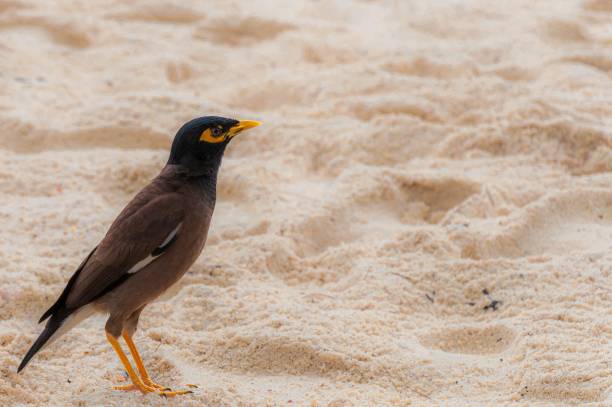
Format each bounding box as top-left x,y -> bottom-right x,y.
200,127 -> 226,143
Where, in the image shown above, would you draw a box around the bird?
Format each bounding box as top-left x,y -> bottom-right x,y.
17,116 -> 261,397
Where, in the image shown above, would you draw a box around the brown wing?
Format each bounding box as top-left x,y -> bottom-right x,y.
64,190 -> 184,309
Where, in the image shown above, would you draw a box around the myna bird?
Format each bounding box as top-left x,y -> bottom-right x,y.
17,116 -> 261,397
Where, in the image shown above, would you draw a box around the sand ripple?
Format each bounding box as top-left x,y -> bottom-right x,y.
0,0 -> 610,405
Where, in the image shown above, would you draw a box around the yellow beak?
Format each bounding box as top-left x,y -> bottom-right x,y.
228,120 -> 262,137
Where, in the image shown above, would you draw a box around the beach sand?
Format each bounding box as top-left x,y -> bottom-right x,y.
0,0 -> 611,405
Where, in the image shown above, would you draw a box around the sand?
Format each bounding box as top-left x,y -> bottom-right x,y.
0,0 -> 611,405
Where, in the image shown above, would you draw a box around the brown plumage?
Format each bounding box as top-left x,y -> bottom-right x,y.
18,116 -> 261,397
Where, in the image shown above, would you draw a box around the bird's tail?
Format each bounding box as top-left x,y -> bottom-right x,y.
17,313 -> 65,373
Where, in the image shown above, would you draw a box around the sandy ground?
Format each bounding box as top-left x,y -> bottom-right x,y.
0,0 -> 611,405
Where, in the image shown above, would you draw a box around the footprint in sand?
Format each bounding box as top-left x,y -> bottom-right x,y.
420,324 -> 515,355
193,16 -> 294,46
344,175 -> 480,227
392,177 -> 481,224
285,175 -> 480,258
108,4 -> 204,24
540,19 -> 589,43
440,120 -> 611,175
521,372 -> 606,403
514,191 -> 612,257
465,190 -> 612,259
209,335 -> 353,377
0,16 -> 91,48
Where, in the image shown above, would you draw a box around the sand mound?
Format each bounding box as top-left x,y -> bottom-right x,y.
0,0 -> 610,405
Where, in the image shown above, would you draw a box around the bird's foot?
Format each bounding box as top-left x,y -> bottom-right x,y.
113,382 -> 193,397
143,377 -> 172,391
141,375 -> 197,395
149,380 -> 196,397
113,382 -> 157,393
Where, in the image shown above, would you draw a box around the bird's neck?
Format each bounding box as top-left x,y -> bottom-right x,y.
193,167 -> 218,205
167,150 -> 223,179
163,160 -> 221,206
176,162 -> 220,205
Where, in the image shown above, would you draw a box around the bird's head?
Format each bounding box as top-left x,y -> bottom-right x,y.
168,116 -> 261,174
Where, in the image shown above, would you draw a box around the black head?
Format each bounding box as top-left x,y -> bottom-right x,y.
167,116 -> 261,175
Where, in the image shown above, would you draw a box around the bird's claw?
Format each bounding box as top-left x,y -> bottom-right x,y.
157,389 -> 193,398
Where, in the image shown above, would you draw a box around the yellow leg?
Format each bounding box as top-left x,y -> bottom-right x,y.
108,332 -> 194,397
107,333 -> 156,395
122,332 -> 169,390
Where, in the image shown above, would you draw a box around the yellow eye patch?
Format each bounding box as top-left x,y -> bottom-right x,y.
200,127 -> 226,144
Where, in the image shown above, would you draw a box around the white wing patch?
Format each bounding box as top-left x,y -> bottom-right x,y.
126,254 -> 155,274
127,222 -> 182,274
159,222 -> 181,247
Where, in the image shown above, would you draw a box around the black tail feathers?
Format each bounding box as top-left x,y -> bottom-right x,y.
20,247 -> 98,372
17,314 -> 64,373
